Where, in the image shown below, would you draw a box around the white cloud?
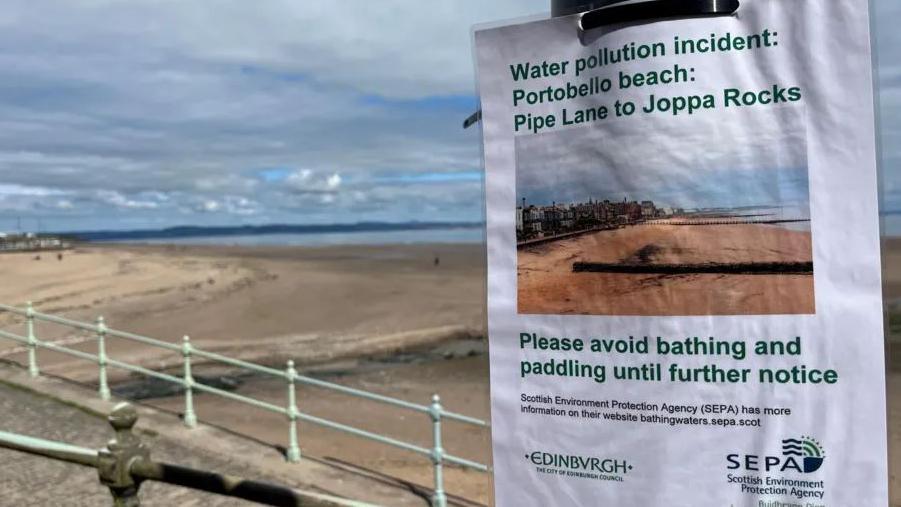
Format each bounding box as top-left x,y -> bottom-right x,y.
222,195 -> 260,215
96,190 -> 160,209
0,183 -> 66,197
286,170 -> 313,186
200,200 -> 220,212
285,169 -> 344,195
326,173 -> 341,189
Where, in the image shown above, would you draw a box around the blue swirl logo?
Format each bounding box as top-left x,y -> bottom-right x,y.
782,436 -> 825,473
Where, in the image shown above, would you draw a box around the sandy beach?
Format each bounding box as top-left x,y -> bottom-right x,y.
0,243 -> 484,341
0,243 -> 491,503
518,223 -> 815,315
0,244 -> 486,371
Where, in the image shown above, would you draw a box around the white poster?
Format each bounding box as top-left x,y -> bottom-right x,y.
474,1 -> 886,505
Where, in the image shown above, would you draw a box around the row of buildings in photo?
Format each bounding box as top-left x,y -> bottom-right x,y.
516,197 -> 684,242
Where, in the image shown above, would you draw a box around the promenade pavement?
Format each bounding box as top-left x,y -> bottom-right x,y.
0,379 -> 266,506
0,363 -> 429,507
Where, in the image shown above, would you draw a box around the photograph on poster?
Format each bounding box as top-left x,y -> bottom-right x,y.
515,106 -> 814,316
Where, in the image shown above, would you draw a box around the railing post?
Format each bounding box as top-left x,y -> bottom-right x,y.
97,316 -> 111,401
429,394 -> 447,507
182,336 -> 197,428
98,403 -> 150,507
285,359 -> 301,462
25,301 -> 39,377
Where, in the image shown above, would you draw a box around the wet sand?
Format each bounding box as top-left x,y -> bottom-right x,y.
150,351 -> 493,502
884,238 -> 901,303
518,224 -> 814,315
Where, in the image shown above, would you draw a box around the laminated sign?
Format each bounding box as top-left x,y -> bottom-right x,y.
473,1 -> 886,505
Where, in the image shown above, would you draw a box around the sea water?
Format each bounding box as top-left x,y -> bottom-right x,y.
114,227 -> 484,247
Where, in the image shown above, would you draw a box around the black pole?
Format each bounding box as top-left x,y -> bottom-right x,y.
551,0 -> 631,17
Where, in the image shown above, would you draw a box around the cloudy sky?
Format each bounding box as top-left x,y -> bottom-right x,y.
517,105 -> 809,216
0,1 -> 896,233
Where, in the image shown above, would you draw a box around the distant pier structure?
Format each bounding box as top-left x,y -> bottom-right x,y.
0,233 -> 71,253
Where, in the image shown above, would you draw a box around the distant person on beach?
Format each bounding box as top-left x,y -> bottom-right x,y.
57,252 -> 63,261
434,256 -> 440,267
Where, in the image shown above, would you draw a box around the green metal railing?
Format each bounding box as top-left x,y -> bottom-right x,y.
0,401 -> 376,506
0,302 -> 490,507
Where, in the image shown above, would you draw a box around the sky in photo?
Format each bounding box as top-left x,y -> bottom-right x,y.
0,1 -> 896,232
516,106 -> 809,216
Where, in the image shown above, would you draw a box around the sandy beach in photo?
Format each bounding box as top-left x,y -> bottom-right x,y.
518,223 -> 814,315
514,105 -> 813,317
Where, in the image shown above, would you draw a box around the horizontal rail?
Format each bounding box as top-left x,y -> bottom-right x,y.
286,370 -> 487,427
0,429 -> 98,468
106,358 -> 184,385
105,327 -> 181,352
442,454 -> 491,473
132,461 -> 374,507
295,374 -> 430,414
36,337 -> 99,362
30,311 -> 97,332
0,408 -> 377,507
191,347 -> 284,377
296,412 -> 432,457
192,381 -> 287,415
0,303 -> 27,316
0,329 -> 27,344
441,454 -> 489,472
440,412 -> 489,427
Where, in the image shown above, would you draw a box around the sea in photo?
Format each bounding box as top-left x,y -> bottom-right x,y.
98,227 -> 484,247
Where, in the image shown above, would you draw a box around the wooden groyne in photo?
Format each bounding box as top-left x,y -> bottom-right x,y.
641,218 -> 810,226
572,261 -> 814,275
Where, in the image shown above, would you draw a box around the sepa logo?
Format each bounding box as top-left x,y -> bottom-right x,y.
781,436 -> 825,473
727,436 -> 825,474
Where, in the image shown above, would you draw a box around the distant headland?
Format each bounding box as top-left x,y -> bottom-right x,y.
53,221 -> 484,242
